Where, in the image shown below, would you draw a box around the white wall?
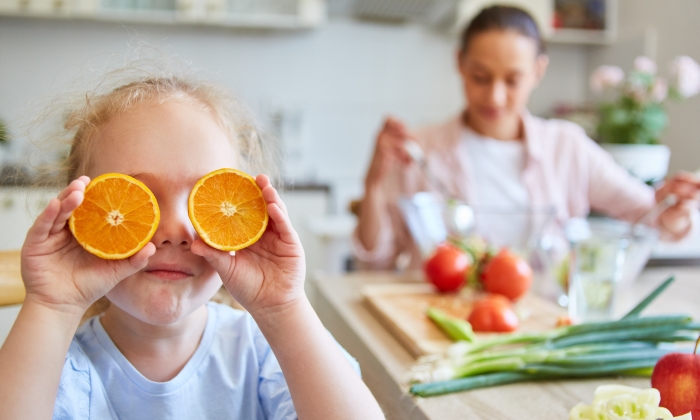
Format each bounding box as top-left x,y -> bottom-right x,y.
587,0 -> 700,175
0,16 -> 588,212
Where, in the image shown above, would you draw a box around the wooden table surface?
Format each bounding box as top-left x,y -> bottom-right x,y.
311,268 -> 700,420
0,251 -> 23,307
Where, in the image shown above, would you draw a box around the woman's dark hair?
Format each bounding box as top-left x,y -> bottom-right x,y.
459,5 -> 545,55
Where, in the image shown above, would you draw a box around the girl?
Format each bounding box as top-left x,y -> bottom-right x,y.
0,75 -> 384,419
355,5 -> 700,270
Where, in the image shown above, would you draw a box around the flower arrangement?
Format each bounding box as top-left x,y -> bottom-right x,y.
590,55 -> 700,144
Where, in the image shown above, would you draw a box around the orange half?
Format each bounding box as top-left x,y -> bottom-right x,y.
188,168 -> 268,251
69,173 -> 160,260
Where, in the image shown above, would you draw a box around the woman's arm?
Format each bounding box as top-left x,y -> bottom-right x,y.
356,117 -> 412,253
583,135 -> 699,239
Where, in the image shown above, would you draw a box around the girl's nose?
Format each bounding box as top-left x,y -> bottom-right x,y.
150,198 -> 196,248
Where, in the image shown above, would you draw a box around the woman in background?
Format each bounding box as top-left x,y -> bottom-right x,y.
354,5 -> 699,270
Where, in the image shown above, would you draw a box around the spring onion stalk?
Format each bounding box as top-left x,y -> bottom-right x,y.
412,342 -> 684,383
622,276 -> 675,319
411,314 -> 698,395
411,359 -> 666,397
444,315 -> 693,357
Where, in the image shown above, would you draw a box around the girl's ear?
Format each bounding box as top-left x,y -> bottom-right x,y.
534,54 -> 549,85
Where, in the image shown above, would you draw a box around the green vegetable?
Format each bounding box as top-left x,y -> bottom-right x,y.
426,308 -> 476,342
412,281 -> 695,396
622,276 -> 675,319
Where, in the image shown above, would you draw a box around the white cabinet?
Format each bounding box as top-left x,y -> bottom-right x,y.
0,188 -> 57,251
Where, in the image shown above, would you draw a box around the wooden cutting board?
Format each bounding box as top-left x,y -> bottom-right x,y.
0,250 -> 24,307
363,283 -> 567,358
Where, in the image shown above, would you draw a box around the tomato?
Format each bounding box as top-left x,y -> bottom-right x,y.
423,243 -> 470,293
480,248 -> 533,301
467,294 -> 519,332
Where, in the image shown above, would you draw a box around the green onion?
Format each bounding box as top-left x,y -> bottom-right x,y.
410,275 -> 694,397
622,275 -> 675,319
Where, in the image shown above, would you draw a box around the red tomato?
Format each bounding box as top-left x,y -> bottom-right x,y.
480,248 -> 533,301
467,294 -> 519,332
423,243 -> 470,293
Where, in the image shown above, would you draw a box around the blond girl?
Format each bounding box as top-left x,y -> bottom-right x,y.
0,72 -> 384,419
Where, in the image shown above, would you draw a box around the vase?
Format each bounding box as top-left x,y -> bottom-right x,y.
601,144 -> 671,183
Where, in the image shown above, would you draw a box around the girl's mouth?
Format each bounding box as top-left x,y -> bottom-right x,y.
145,264 -> 194,281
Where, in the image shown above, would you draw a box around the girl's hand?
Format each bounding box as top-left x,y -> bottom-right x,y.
191,174 -> 305,316
656,171 -> 700,234
364,117 -> 415,191
21,176 -> 155,318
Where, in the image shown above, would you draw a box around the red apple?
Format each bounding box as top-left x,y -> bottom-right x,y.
651,336 -> 700,417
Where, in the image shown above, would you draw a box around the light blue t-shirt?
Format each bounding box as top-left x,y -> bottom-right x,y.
53,302 -> 359,419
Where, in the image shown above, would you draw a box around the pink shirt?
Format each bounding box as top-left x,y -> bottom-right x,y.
353,113 -> 661,270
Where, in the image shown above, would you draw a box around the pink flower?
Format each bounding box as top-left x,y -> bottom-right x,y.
634,56 -> 657,74
670,55 -> 700,97
652,78 -> 668,102
590,65 -> 624,93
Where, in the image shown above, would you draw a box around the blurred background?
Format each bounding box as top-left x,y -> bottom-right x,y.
1,0 -> 699,274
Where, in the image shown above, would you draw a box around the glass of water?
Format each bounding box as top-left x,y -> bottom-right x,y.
565,218 -> 630,322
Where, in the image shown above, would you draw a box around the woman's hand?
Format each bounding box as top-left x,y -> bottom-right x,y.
191,174 -> 305,316
21,176 -> 155,318
655,171 -> 700,235
364,117 -> 415,191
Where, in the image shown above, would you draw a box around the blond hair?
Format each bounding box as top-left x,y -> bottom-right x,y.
29,50 -> 275,320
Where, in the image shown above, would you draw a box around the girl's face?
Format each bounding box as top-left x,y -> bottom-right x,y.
458,29 -> 548,130
87,99 -> 236,326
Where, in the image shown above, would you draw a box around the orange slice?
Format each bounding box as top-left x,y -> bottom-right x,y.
188,168 -> 268,251
69,173 -> 160,260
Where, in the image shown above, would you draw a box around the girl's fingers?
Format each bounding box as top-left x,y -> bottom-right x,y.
127,243 -> 156,269
24,198 -> 62,246
49,190 -> 84,235
103,243 -> 155,286
56,177 -> 90,201
257,175 -> 289,216
266,202 -> 299,245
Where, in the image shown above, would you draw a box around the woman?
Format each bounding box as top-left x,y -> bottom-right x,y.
354,5 -> 698,270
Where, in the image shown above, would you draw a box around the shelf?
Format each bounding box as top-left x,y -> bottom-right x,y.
0,0 -> 326,29
548,27 -> 615,45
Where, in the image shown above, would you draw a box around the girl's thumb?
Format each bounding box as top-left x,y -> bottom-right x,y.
107,243 -> 156,284
191,239 -> 234,275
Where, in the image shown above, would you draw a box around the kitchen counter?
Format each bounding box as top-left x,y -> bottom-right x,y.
310,268 -> 700,419
0,251 -> 23,307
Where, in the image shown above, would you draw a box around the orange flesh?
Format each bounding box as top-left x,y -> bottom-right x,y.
69,174 -> 159,259
188,169 -> 268,251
